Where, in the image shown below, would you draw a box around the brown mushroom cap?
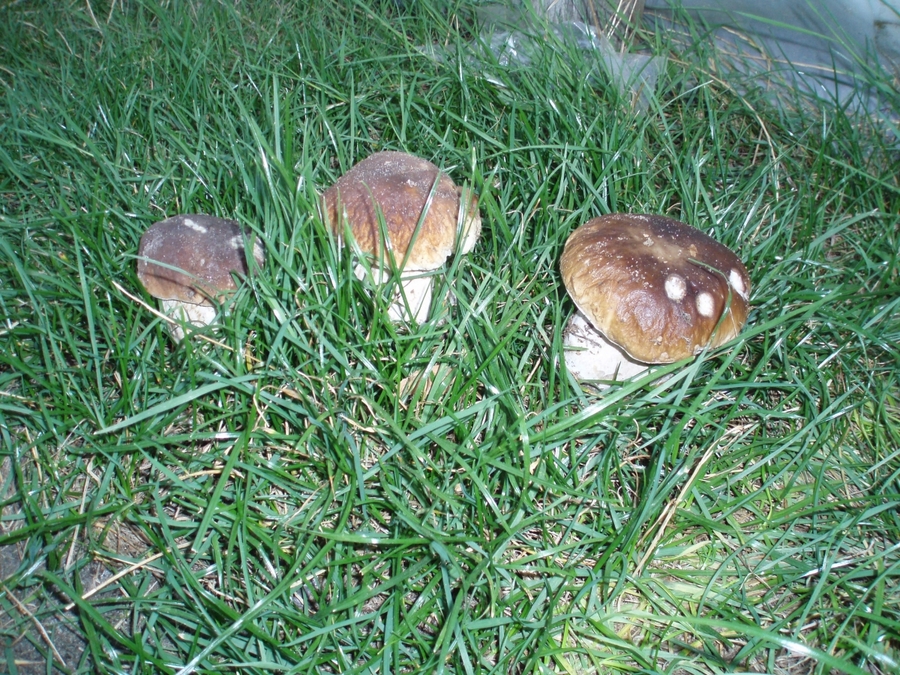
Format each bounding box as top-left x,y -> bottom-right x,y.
321,151 -> 481,271
560,214 -> 750,364
137,214 -> 265,305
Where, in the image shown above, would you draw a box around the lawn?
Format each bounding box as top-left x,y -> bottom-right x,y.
1,0 -> 899,673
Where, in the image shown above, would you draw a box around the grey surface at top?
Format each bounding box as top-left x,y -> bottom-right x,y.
646,0 -> 900,85
494,1 -> 898,118
644,1 -> 899,135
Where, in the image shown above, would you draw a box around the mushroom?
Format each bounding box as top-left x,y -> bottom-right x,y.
321,151 -> 481,323
559,213 -> 750,385
136,214 -> 265,341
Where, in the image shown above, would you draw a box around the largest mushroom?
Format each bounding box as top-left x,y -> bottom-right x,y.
321,151 -> 481,323
560,214 -> 750,384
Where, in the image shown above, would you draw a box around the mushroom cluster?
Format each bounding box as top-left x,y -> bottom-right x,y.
134,164 -> 752,394
560,214 -> 750,384
136,214 -> 265,341
321,151 -> 481,323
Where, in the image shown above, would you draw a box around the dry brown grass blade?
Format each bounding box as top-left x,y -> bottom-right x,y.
2,583 -> 68,667
63,542 -> 192,611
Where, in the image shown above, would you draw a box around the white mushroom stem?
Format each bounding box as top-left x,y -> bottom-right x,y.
354,264 -> 434,324
563,310 -> 650,385
159,300 -> 218,342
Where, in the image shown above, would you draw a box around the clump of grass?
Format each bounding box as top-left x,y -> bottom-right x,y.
1,1 -> 898,673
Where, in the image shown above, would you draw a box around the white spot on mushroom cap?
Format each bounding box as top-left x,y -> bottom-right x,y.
730,269 -> 748,299
183,218 -> 208,234
229,235 -> 243,250
696,292 -> 715,317
665,274 -> 686,302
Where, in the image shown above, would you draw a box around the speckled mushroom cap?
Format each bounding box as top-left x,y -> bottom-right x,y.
560,214 -> 750,363
137,215 -> 265,305
321,151 -> 481,270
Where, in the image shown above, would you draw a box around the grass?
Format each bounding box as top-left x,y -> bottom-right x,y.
1,0 -> 899,673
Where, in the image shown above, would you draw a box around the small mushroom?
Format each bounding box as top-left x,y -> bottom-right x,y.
559,213 -> 750,384
321,151 -> 481,322
136,214 -> 265,341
